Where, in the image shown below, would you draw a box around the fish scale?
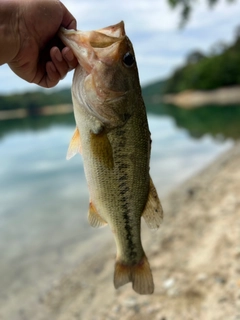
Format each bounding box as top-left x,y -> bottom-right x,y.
59,21 -> 163,294
107,124 -> 149,262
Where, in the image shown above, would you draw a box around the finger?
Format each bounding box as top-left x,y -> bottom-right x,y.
41,46 -> 76,88
45,61 -> 60,87
50,47 -> 69,79
62,47 -> 78,70
60,2 -> 77,30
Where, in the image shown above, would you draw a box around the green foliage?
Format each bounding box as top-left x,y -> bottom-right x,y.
143,85 -> 240,141
0,113 -> 75,140
167,0 -> 237,26
0,88 -> 72,111
142,79 -> 166,99
164,29 -> 240,93
162,104 -> 240,140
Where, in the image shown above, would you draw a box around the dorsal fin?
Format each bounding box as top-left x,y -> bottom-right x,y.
66,127 -> 82,160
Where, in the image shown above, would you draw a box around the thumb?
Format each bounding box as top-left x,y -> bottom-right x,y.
60,2 -> 77,30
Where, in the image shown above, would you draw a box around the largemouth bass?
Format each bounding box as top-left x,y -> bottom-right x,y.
59,21 -> 163,295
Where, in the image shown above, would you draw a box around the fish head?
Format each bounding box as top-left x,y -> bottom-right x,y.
59,22 -> 141,129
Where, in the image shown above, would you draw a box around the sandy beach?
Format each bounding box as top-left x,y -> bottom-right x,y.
1,143 -> 240,320
162,86 -> 240,108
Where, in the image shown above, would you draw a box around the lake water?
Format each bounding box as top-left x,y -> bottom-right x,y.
0,105 -> 238,309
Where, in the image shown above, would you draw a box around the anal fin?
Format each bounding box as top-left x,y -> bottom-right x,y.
88,201 -> 107,228
142,177 -> 163,229
66,127 -> 82,160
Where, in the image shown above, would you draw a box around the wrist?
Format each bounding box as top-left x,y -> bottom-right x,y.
0,0 -> 20,65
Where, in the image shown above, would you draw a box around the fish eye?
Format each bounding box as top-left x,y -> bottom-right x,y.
123,52 -> 135,67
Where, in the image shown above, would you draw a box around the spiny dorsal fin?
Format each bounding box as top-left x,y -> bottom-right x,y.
88,201 -> 107,228
66,127 -> 82,160
142,177 -> 163,229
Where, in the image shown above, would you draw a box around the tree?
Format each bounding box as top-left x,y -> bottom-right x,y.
167,0 -> 237,26
186,50 -> 206,64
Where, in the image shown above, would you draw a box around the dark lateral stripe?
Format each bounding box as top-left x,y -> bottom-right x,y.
115,127 -> 138,261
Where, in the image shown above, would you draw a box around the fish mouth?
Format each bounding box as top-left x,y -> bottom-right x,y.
59,22 -> 131,128
58,21 -> 126,74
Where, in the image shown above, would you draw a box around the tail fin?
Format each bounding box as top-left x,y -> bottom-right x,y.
113,255 -> 154,295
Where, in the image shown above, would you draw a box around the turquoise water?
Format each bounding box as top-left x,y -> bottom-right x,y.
0,110 -> 234,302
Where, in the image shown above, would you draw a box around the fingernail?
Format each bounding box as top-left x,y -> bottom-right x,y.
55,50 -> 62,62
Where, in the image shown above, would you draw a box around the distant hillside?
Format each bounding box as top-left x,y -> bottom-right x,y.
141,79 -> 167,113
0,88 -> 72,112
142,79 -> 166,97
0,80 -> 166,114
164,26 -> 240,93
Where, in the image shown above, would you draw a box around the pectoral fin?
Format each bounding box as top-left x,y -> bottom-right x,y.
88,201 -> 107,228
66,127 -> 82,160
142,177 -> 163,229
90,132 -> 114,169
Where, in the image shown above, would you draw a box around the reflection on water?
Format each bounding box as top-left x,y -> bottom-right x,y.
147,102 -> 240,141
1,102 -> 240,142
0,113 -> 75,140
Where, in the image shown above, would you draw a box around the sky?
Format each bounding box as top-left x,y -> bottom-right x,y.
1,0 -> 240,94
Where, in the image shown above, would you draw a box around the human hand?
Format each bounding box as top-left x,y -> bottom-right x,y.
7,0 -> 78,88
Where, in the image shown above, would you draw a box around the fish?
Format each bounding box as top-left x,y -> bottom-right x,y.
59,21 -> 163,295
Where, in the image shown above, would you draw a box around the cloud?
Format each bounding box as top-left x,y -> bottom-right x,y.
1,0 -> 240,93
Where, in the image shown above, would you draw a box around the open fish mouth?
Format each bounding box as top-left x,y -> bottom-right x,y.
58,22 -> 131,127
58,21 -> 126,74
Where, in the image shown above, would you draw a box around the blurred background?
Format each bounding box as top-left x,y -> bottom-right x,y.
0,0 -> 240,318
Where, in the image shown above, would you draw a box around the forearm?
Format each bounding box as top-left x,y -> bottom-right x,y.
0,0 -> 20,65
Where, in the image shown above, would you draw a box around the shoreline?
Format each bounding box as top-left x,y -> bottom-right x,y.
1,143 -> 239,320
162,85 -> 240,108
0,104 -> 73,120
1,85 -> 240,121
